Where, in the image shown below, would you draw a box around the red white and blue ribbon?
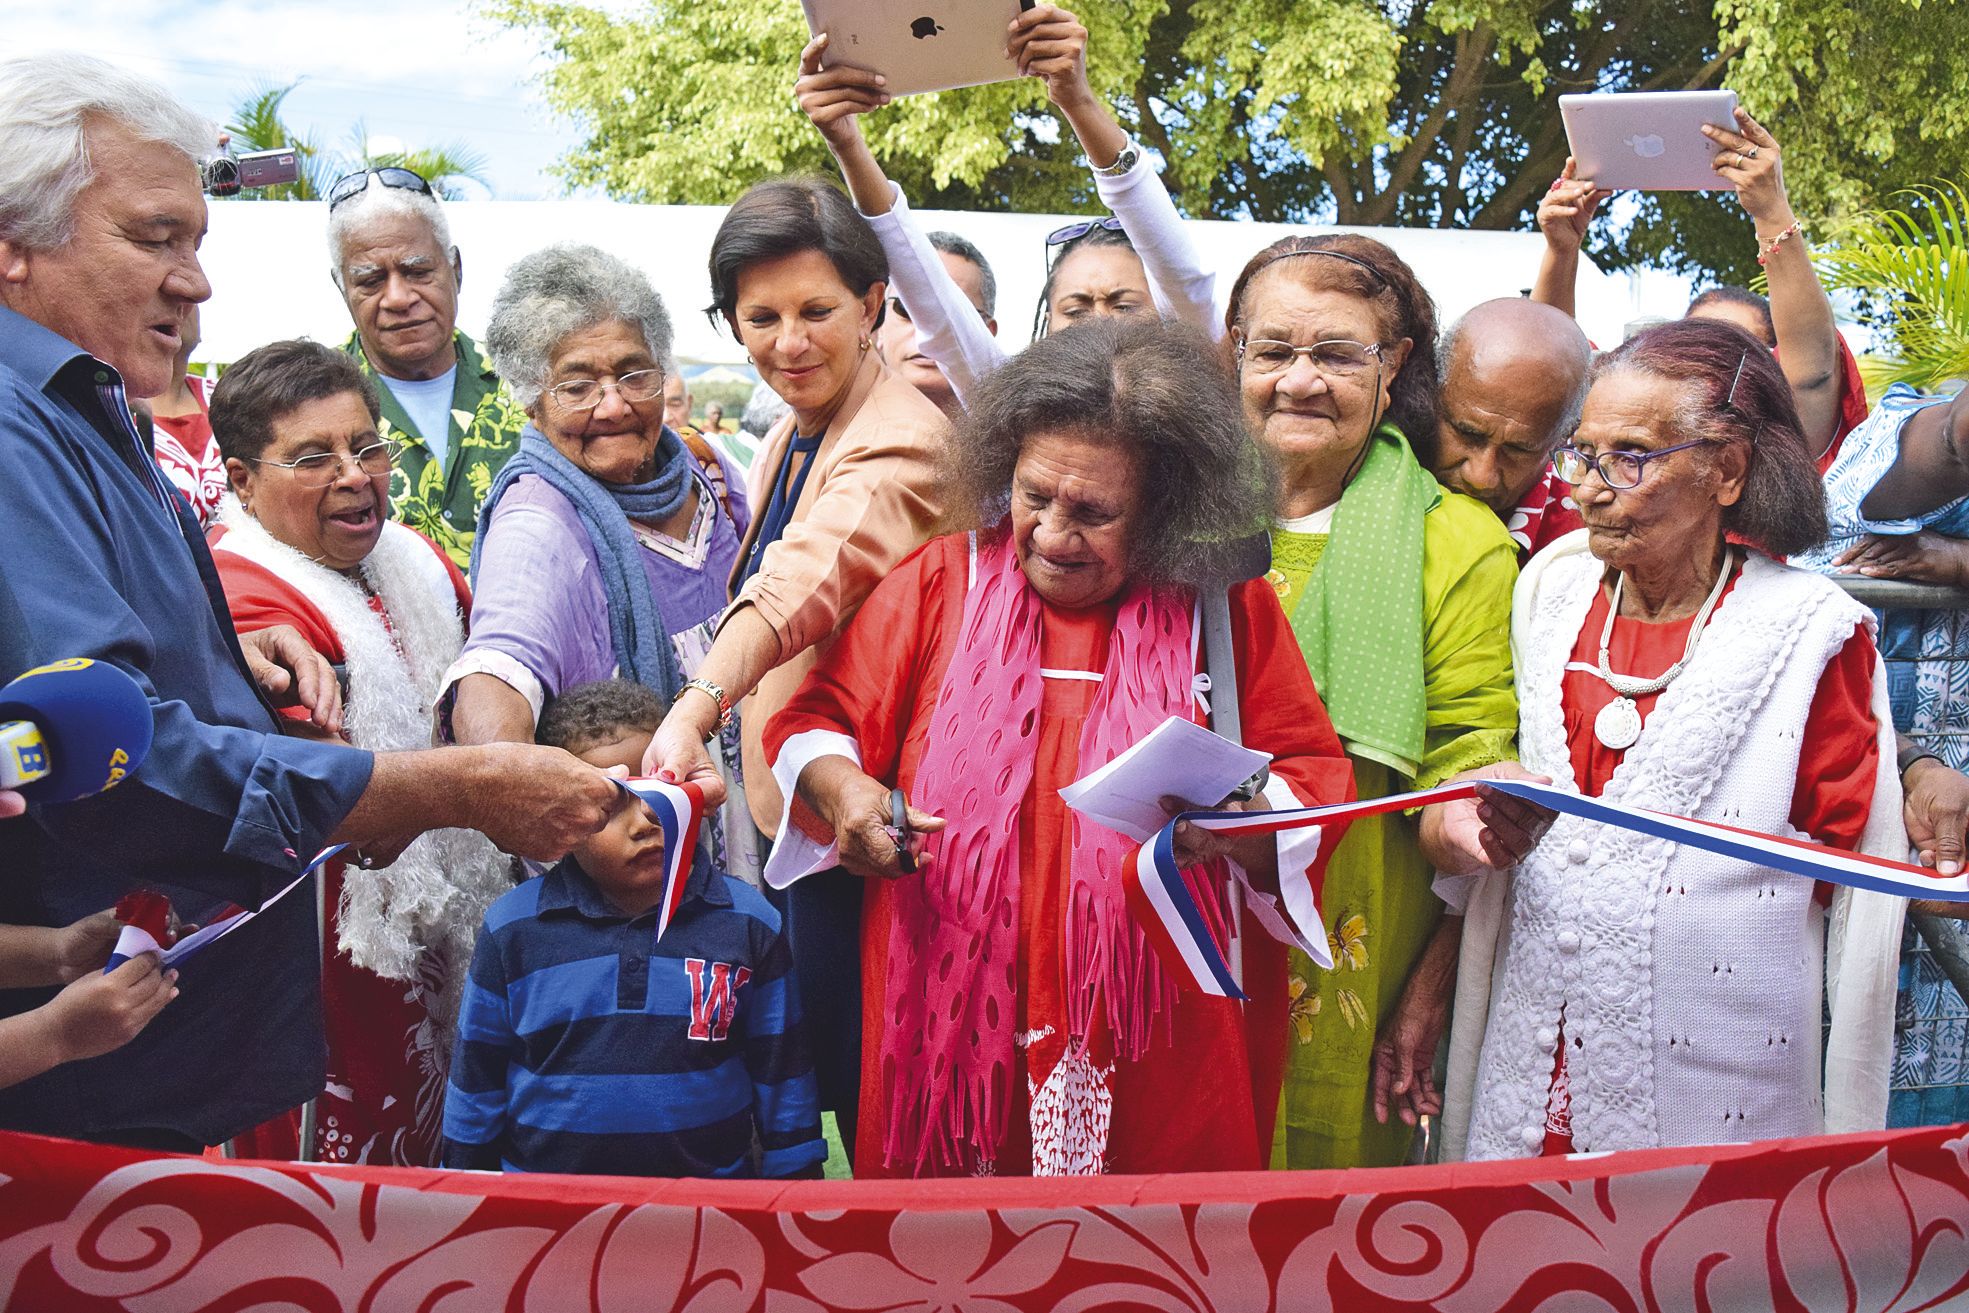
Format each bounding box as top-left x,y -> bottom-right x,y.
617,777 -> 710,944
1129,779 -> 1969,999
104,845 -> 345,973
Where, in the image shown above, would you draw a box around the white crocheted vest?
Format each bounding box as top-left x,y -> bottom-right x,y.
1466,546 -> 1874,1159
211,498 -> 503,994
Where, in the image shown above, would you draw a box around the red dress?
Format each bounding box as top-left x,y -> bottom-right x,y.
1540,561 -> 1878,1153
152,375 -> 225,527
210,525 -> 472,1166
769,536 -> 1355,1177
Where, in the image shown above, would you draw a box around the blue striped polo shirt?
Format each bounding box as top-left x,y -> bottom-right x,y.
441,852 -> 823,1178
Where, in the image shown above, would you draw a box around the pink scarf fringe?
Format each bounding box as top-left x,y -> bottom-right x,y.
879,530 -> 1212,1175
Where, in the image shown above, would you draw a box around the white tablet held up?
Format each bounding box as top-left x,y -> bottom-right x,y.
803,0 -> 1033,97
1559,90 -> 1741,191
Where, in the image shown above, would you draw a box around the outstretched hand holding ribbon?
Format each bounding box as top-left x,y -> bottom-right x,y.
1128,778 -> 1969,999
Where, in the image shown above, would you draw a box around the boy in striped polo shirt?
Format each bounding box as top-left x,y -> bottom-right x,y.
442,680 -> 824,1178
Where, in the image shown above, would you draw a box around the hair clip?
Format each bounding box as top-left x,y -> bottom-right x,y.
1724,350 -> 1750,411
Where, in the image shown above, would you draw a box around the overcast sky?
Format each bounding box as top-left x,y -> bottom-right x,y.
10,0 -> 601,199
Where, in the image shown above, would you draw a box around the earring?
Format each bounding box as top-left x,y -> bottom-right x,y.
858,337 -> 870,353
745,353 -> 755,365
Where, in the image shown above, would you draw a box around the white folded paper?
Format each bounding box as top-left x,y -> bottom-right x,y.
1060,715 -> 1271,841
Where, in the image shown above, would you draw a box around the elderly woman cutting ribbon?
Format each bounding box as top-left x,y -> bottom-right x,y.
1442,319 -> 1907,1159
763,320 -> 1355,1178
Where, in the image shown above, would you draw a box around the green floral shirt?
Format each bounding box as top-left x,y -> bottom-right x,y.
341,329 -> 526,569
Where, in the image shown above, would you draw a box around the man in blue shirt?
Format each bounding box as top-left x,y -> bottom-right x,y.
0,53 -> 620,1150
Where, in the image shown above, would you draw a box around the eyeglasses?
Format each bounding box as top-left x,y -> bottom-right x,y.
252,440 -> 394,488
1235,337 -> 1386,377
1554,438 -> 1716,490
545,369 -> 665,411
327,167 -> 435,211
1045,216 -> 1125,248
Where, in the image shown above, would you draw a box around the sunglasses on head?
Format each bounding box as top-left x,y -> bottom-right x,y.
1044,216 -> 1125,248
327,167 -> 435,211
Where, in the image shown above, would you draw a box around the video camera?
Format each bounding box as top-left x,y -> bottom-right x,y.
203,146 -> 301,196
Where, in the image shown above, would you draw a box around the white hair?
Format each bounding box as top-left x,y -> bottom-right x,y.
485,244 -> 675,409
327,174 -> 456,287
0,52 -> 213,251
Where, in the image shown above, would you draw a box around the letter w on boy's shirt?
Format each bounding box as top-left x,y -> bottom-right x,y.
442,852 -> 823,1178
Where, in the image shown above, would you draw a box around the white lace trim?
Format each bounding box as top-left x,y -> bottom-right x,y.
211,498 -> 508,1030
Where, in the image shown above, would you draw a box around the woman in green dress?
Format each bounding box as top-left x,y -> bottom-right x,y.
1225,234 -> 1545,1169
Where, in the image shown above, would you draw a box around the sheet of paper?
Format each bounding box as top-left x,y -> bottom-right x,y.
1060,716 -> 1271,842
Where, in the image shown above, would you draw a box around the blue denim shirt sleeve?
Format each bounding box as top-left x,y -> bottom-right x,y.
0,365 -> 373,896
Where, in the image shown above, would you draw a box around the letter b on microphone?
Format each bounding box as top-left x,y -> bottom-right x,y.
0,658 -> 153,802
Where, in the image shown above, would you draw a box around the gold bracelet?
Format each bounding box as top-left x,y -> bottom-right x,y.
680,678 -> 732,736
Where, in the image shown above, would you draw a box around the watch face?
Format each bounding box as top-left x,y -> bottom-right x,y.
1100,145 -> 1138,175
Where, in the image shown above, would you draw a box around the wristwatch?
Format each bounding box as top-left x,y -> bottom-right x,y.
1091,139 -> 1141,179
1897,739 -> 1943,779
681,677 -> 733,737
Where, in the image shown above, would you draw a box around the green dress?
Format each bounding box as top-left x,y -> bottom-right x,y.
342,330 -> 526,569
1268,476 -> 1519,1170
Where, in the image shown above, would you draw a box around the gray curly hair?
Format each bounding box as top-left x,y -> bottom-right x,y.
485,244 -> 676,410
0,52 -> 212,251
949,317 -> 1277,586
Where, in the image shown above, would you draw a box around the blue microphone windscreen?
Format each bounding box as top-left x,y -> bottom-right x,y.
0,658 -> 154,803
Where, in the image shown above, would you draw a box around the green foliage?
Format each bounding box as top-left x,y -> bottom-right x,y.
223,83 -> 331,200
1816,181 -> 1969,393
485,0 -> 1969,283
223,83 -> 491,202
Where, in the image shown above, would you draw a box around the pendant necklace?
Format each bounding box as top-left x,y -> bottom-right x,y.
1592,549 -> 1735,751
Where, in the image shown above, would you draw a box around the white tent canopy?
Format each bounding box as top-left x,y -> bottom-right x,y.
195,199 -> 1643,370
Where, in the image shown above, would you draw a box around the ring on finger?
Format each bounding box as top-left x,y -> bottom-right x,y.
1743,146 -> 1759,160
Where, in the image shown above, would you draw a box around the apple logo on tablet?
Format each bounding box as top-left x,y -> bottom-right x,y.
910,16 -> 944,37
1624,133 -> 1666,158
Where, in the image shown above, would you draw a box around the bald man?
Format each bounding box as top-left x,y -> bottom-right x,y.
1431,298 -> 1593,562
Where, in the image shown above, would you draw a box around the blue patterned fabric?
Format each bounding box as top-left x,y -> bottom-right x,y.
1795,382 -> 1969,1126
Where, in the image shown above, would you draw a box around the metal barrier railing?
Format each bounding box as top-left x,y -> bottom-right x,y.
1833,578 -> 1969,668
1829,576 -> 1969,1041
1829,577 -> 1969,613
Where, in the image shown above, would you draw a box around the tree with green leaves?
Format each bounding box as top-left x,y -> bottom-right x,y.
1817,181 -> 1969,393
487,0 -> 1969,284
223,82 -> 492,202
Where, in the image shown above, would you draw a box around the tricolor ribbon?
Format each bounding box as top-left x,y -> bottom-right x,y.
104,844 -> 345,973
616,777 -> 710,944
1129,779 -> 1969,1000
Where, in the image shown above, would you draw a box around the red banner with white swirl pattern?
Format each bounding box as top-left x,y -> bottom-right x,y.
0,1125 -> 1965,1310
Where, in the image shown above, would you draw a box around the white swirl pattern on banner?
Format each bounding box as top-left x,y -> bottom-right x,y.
0,1129 -> 1965,1310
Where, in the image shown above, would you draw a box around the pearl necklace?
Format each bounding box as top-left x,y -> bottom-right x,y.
1591,549 -> 1735,751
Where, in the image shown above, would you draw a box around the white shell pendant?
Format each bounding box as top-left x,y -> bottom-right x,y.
1594,696 -> 1643,751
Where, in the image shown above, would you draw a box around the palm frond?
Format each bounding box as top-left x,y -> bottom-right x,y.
1816,181 -> 1969,393
349,119 -> 492,200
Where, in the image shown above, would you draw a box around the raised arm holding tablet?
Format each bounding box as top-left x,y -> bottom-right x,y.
800,0 -> 1030,96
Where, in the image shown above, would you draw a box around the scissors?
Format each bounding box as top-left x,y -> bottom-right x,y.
885,786 -> 918,874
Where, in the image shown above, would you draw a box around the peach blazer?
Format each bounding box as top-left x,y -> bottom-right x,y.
727,351 -> 949,833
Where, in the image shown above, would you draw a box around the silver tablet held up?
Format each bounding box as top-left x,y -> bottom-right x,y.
1558,91 -> 1742,191
802,0 -> 1033,98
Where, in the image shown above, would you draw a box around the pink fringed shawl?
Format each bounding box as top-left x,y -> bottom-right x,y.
879,530 -> 1218,1175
